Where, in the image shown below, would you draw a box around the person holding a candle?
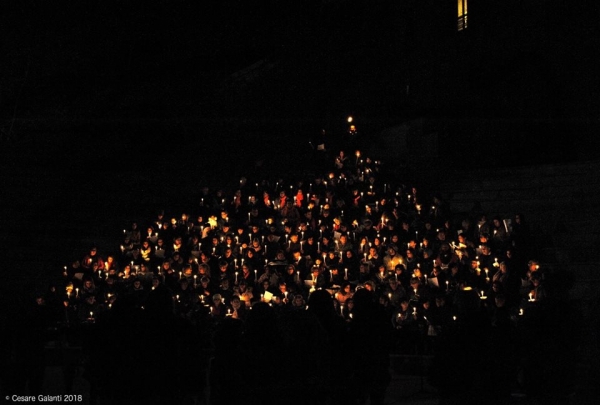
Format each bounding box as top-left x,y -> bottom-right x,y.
173,277 -> 194,315
228,295 -> 248,321
384,276 -> 407,308
528,272 -> 547,303
391,297 -> 418,354
383,244 -> 404,273
242,242 -> 261,272
362,245 -> 383,272
217,278 -> 234,307
234,280 -> 254,308
407,277 -> 430,308
210,294 -> 226,319
340,249 -> 360,281
81,246 -> 105,273
491,215 -> 510,255
126,278 -> 147,309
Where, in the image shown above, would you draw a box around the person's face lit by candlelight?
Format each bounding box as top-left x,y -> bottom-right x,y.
293,295 -> 305,307
481,245 -> 491,256
231,297 -> 241,311
279,282 -> 288,294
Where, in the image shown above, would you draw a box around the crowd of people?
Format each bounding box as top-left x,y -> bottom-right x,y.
22,145 -> 578,405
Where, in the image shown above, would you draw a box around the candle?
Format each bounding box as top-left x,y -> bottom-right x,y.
254,270 -> 258,281
75,288 -> 79,298
345,268 -> 348,278
235,272 -> 238,282
194,275 -> 197,287
446,281 -> 449,290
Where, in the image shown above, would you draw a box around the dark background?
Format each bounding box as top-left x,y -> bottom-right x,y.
1,2 -> 598,402
1,0 -> 598,352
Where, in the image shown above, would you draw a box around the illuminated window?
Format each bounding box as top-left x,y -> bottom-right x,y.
457,0 -> 468,31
